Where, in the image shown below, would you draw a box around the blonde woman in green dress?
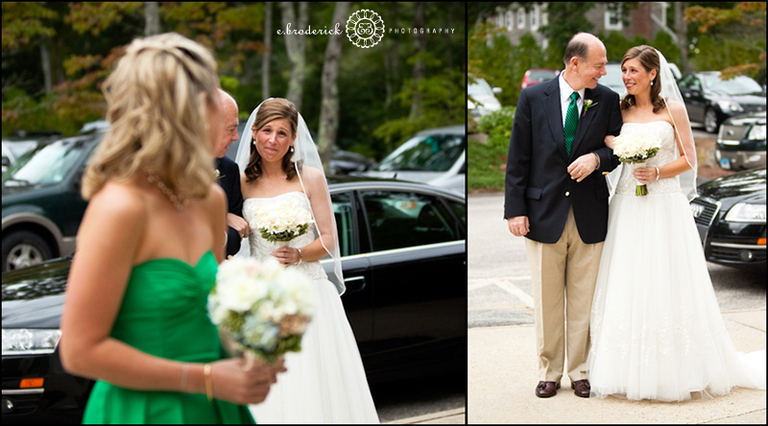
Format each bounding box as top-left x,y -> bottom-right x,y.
60,32 -> 284,423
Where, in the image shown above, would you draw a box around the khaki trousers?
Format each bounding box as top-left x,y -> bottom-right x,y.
525,206 -> 603,382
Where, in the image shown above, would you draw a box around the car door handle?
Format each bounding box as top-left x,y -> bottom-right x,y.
344,276 -> 366,293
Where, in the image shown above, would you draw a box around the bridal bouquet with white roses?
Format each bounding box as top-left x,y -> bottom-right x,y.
612,132 -> 662,196
208,256 -> 315,365
252,197 -> 314,244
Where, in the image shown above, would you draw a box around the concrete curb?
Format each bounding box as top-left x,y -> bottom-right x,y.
468,310 -> 767,424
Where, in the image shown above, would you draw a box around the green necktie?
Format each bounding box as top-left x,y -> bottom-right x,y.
564,92 -> 579,157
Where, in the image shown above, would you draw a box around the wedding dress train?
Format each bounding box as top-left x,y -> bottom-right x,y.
588,121 -> 766,401
244,192 -> 379,423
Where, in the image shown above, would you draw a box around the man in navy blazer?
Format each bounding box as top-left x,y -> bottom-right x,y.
214,90 -> 249,258
504,33 -> 622,398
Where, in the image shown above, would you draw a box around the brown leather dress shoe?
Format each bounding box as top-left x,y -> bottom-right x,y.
571,379 -> 590,398
535,381 -> 561,398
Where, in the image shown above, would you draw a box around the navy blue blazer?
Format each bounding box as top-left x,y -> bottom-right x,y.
504,78 -> 622,244
215,156 -> 244,257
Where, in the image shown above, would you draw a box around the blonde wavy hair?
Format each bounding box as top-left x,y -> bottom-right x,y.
81,32 -> 220,201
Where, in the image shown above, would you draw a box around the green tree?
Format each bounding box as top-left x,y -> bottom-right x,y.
685,2 -> 766,82
539,2 -> 595,68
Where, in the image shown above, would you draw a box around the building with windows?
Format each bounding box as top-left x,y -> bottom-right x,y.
491,2 -> 678,52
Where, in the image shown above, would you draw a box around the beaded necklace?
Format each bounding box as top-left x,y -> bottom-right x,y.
146,172 -> 188,211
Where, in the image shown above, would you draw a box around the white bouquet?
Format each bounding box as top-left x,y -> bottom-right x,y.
252,198 -> 314,245
612,132 -> 662,196
208,256 -> 315,365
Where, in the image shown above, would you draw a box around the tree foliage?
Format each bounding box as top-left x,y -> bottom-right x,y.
684,2 -> 766,82
2,2 -> 464,164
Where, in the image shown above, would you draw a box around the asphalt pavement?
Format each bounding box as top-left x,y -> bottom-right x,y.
466,193 -> 766,424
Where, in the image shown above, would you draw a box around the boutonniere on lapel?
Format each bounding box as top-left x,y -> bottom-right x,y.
214,168 -> 223,180
581,99 -> 597,118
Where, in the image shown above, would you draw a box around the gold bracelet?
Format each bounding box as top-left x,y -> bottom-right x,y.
203,364 -> 213,401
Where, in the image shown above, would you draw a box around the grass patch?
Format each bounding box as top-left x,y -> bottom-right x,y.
468,107 -> 515,193
468,139 -> 507,192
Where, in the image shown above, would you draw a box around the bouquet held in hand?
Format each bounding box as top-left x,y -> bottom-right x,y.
612,132 -> 662,196
208,256 -> 316,366
252,197 -> 314,244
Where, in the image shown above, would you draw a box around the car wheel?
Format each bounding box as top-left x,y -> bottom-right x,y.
2,230 -> 53,272
704,108 -> 719,133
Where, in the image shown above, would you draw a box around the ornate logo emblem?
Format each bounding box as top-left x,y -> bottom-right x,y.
346,9 -> 385,48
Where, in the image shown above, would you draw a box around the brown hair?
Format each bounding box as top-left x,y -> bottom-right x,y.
619,45 -> 665,113
245,98 -> 300,182
81,32 -> 219,200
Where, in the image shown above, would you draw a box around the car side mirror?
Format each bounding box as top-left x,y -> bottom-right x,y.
493,87 -> 502,95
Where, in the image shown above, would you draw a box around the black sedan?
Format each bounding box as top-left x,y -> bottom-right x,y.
2,177 -> 466,423
716,111 -> 766,171
689,167 -> 766,271
678,71 -> 766,133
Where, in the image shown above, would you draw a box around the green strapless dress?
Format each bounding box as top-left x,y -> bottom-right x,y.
82,251 -> 255,424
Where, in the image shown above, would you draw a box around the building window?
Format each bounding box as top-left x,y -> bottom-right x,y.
605,7 -> 622,31
531,5 -> 540,31
517,8 -> 525,30
506,11 -> 514,31
496,13 -> 504,29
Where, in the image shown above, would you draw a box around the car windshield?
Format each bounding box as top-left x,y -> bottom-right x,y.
376,133 -> 465,172
2,138 -> 90,187
702,74 -> 763,96
468,80 -> 493,97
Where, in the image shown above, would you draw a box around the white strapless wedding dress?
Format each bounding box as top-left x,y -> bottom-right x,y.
588,121 -> 766,401
244,192 -> 379,423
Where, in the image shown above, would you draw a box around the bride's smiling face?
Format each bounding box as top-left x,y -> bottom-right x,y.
622,58 -> 657,96
253,118 -> 296,163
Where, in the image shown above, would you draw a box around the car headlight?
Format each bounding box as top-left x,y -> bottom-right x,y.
716,100 -> 744,113
747,124 -> 766,141
2,329 -> 62,356
724,202 -> 767,223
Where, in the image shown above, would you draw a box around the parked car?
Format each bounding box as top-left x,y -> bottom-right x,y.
678,72 -> 766,133
2,132 -> 61,174
355,125 -> 465,196
2,130 -> 104,272
715,111 -> 766,171
689,167 -> 766,272
468,77 -> 502,120
521,68 -> 559,89
2,176 -> 466,422
602,63 -> 626,96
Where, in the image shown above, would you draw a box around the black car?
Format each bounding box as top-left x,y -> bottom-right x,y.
678,71 -> 766,133
2,131 -> 104,272
2,177 -> 466,422
689,167 -> 766,271
715,111 -> 766,171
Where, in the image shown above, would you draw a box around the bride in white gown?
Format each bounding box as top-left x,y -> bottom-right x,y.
234,98 -> 379,423
588,46 -> 766,401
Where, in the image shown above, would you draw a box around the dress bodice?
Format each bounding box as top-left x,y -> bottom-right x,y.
111,251 -> 222,363
85,251 -> 255,423
243,192 -> 328,281
615,121 -> 683,195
